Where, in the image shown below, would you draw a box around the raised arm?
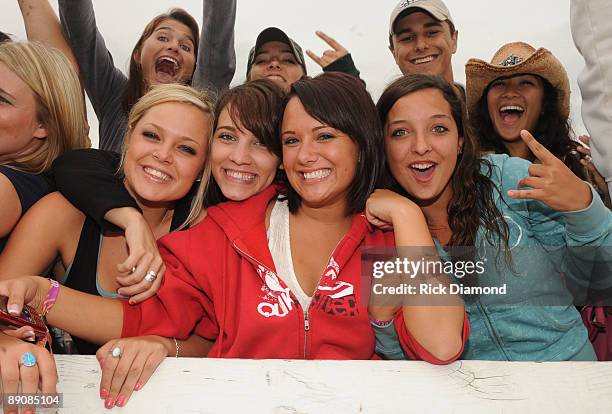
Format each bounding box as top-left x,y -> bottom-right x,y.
58,0 -> 128,151
365,189 -> 466,363
17,0 -> 80,74
192,0 -> 236,94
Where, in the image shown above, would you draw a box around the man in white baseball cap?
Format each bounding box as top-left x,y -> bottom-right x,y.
388,0 -> 462,96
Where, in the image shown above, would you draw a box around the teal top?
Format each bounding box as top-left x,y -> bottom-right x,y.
374,154 -> 612,361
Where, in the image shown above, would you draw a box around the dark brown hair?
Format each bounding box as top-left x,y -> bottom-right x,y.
377,74 -> 510,259
123,8 -> 199,112
204,79 -> 285,206
473,75 -> 587,180
281,72 -> 384,215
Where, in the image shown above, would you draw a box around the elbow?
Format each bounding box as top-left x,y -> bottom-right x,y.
426,337 -> 463,363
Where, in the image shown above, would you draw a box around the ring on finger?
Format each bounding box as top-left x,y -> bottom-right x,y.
130,266 -> 137,274
144,270 -> 157,283
584,154 -> 593,163
20,352 -> 37,367
110,346 -> 122,358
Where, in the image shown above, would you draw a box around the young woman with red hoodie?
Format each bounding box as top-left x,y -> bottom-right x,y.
0,73 -> 467,409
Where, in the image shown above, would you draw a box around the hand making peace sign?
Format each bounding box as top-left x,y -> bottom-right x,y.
507,130 -> 593,212
306,31 -> 349,69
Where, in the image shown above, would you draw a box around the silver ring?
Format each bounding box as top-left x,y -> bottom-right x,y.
584,154 -> 593,163
130,266 -> 137,274
144,270 -> 157,283
110,346 -> 122,358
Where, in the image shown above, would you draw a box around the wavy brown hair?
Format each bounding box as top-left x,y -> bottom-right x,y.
377,74 -> 511,263
473,76 -> 587,180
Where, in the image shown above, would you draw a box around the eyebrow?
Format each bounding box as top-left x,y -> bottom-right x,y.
154,27 -> 195,45
143,122 -> 202,145
388,114 -> 452,126
282,125 -> 331,135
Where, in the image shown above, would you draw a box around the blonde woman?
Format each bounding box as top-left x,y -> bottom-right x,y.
0,84 -> 213,358
0,41 -> 89,253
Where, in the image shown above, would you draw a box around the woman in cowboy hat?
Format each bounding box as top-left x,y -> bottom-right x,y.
466,42 -> 590,179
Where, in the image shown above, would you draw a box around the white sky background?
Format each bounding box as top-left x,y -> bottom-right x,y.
2,0 -> 585,148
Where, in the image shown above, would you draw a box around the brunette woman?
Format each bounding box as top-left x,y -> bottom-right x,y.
466,41 -> 609,204
55,0 -> 236,152
375,74 -> 612,361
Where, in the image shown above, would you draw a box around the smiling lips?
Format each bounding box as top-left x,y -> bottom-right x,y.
499,105 -> 525,125
411,55 -> 436,65
224,169 -> 256,183
301,168 -> 332,182
409,162 -> 436,182
143,166 -> 172,182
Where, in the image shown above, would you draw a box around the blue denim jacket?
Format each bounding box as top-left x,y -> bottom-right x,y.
374,154 -> 612,361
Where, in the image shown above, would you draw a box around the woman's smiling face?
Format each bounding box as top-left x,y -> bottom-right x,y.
281,96 -> 359,210
486,74 -> 544,143
210,105 -> 279,201
384,88 -> 462,205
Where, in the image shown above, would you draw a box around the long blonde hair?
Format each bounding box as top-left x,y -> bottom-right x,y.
0,42 -> 89,173
121,83 -> 214,229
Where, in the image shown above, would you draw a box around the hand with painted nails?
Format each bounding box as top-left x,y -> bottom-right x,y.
508,130 -> 592,211
306,31 -> 349,69
0,276 -> 48,317
96,336 -> 170,409
0,332 -> 58,414
107,208 -> 165,304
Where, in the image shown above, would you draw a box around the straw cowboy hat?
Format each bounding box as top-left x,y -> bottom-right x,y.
465,41 -> 570,119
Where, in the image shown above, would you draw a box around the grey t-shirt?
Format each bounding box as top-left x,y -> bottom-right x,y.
59,0 -> 236,153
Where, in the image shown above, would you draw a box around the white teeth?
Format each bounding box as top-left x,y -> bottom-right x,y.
159,56 -> 179,68
226,170 -> 255,181
500,105 -> 524,112
412,56 -> 435,64
411,163 -> 434,170
144,167 -> 170,181
303,169 -> 331,180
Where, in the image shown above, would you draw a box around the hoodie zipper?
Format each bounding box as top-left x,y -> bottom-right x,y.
234,233 -> 347,360
302,236 -> 346,359
303,309 -> 310,358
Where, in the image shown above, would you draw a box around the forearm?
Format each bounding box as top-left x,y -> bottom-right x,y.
53,149 -> 138,230
18,0 -> 80,74
154,334 -> 213,357
104,207 -> 144,231
46,284 -> 124,344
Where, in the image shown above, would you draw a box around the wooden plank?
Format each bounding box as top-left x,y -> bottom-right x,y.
50,356 -> 612,413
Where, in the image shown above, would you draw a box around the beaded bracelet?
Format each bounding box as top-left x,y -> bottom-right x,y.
369,316 -> 395,328
41,279 -> 60,316
173,337 -> 180,358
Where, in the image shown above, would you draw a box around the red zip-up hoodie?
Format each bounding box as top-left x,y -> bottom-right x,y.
122,186 -> 467,361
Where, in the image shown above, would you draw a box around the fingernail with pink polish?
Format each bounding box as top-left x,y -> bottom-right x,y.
7,304 -> 20,315
104,397 -> 115,409
134,382 -> 143,391
116,396 -> 126,407
100,388 -> 108,399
